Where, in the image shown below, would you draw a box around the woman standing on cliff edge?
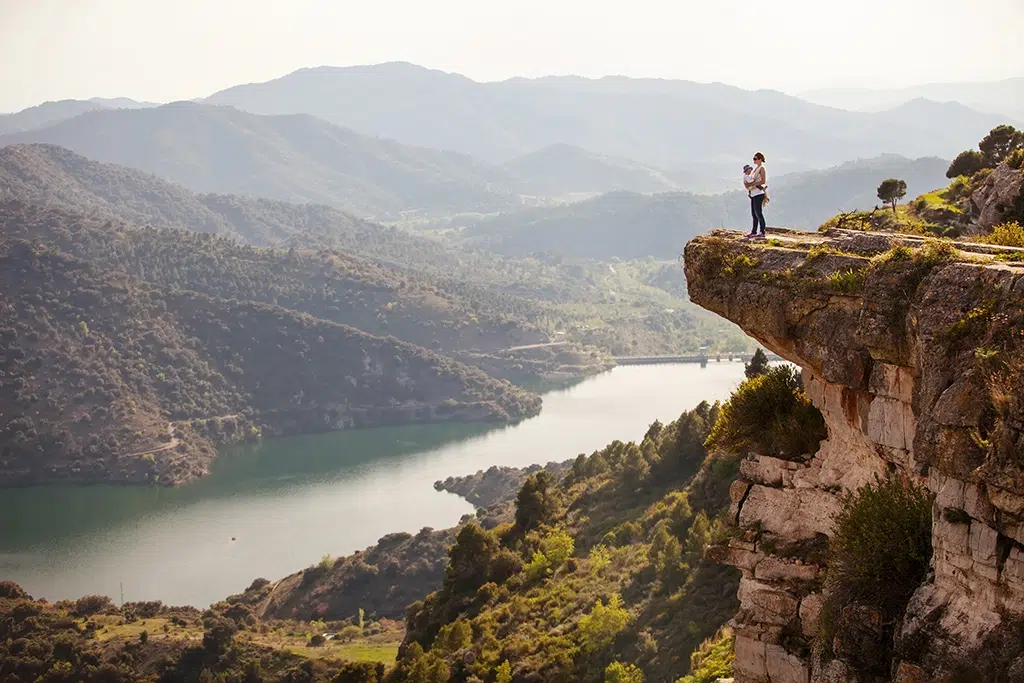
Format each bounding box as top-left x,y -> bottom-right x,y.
745,152 -> 768,238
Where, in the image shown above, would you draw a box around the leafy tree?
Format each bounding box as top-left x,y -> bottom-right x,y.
588,544 -> 612,575
622,443 -> 650,489
647,521 -> 673,570
643,420 -> 664,442
542,529 -> 575,571
605,661 -> 645,683
684,511 -> 712,562
525,551 -> 552,582
743,348 -> 769,379
73,594 -> 114,616
876,178 -> 908,214
946,149 -> 987,179
979,124 -> 1023,164
444,524 -> 499,594
648,520 -> 684,584
202,615 -> 238,653
495,661 -> 513,683
578,594 -> 631,652
514,471 -> 557,532
333,662 -> 386,683
435,618 -> 471,654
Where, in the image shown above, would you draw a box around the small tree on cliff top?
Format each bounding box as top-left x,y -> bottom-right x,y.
877,178 -> 908,215
946,149 -> 986,179
979,124 -> 1023,165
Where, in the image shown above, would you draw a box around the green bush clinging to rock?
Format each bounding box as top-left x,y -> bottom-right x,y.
704,365 -> 827,461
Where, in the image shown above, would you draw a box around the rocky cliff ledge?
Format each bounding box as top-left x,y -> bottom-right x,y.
684,228 -> 1024,682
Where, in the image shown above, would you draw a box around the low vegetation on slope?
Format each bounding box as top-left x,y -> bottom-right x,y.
0,237 -> 539,486
381,401 -> 743,683
0,580 -> 403,683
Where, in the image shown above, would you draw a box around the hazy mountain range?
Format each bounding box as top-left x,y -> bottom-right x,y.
2,64 -> 1017,184
0,103 -> 527,218
202,62 -> 1014,171
801,77 -> 1024,119
0,97 -> 156,135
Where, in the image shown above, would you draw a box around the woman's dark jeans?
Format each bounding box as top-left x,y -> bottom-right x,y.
750,194 -> 766,234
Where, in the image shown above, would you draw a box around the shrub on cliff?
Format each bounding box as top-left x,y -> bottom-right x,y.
979,221 -> 1024,248
946,150 -> 987,179
677,626 -> 734,683
704,365 -> 826,460
818,474 -> 933,673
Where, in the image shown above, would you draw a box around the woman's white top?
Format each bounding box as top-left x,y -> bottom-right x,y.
747,165 -> 766,197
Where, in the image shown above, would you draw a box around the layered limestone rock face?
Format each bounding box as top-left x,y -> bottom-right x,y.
970,162 -> 1024,232
686,228 -> 1024,682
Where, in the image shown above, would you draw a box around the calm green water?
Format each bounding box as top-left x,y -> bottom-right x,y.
0,363 -> 746,607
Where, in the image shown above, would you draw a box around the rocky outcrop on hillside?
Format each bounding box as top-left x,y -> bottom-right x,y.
434,459 -> 573,509
685,228 -> 1024,682
970,162 -> 1024,232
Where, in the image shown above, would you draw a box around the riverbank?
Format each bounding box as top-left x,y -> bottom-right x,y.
0,363 -> 748,607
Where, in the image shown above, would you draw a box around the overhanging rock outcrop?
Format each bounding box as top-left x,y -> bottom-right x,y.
685,228 -> 1024,682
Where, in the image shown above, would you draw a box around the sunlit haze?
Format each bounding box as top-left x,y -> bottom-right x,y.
1,0 -> 1022,111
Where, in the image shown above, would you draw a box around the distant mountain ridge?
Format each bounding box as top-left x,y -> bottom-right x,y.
204,62 -> 1011,172
0,98 -> 156,135
800,77 -> 1024,119
0,102 -> 524,218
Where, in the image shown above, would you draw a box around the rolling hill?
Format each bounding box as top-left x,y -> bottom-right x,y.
204,62 -> 1008,172
0,212 -> 541,487
0,144 -> 751,362
0,102 -> 523,218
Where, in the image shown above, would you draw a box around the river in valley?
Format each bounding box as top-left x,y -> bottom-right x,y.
0,363 -> 748,607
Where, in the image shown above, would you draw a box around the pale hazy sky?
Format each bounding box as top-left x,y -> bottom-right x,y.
1,0 -> 1022,112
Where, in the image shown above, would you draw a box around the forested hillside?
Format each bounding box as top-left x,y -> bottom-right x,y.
0,200 -> 549,355
0,233 -> 540,486
386,399 -> 743,683
0,372 -> 779,682
0,145 -> 752,357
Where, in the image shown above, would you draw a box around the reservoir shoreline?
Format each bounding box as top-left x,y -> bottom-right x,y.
0,363 -> 748,607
